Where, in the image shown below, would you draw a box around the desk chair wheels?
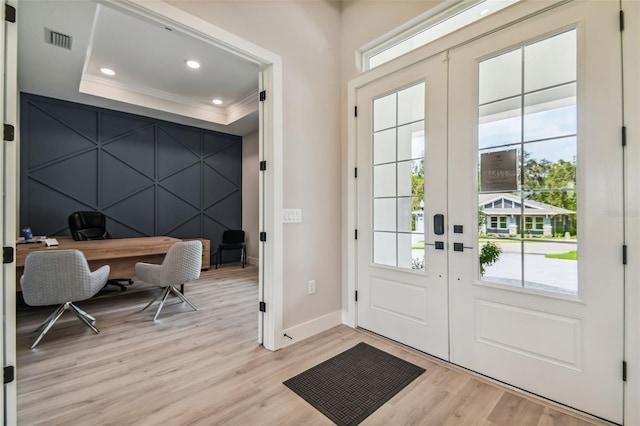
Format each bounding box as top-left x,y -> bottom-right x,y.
106,278 -> 133,291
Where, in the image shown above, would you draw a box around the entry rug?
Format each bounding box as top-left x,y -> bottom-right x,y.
283,342 -> 425,426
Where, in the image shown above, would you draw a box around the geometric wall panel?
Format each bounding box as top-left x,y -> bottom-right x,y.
157,127 -> 200,178
20,93 -> 242,262
30,150 -> 98,207
100,153 -> 154,206
160,163 -> 201,208
26,105 -> 97,168
102,126 -> 155,178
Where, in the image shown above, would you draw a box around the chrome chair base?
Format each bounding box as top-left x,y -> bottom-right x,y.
31,302 -> 99,349
142,286 -> 198,321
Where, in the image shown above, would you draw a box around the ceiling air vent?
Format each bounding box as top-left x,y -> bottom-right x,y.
44,28 -> 72,50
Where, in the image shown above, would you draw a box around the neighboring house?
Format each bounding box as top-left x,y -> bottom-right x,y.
478,193 -> 575,237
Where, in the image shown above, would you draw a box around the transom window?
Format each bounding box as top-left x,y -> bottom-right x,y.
362,0 -> 520,70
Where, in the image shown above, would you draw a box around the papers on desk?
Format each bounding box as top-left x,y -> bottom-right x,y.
45,238 -> 59,247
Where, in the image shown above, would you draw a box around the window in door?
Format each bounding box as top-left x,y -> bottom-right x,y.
477,29 -> 578,294
372,82 -> 425,270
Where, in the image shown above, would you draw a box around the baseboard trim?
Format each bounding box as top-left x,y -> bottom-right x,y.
247,256 -> 258,266
281,310 -> 342,348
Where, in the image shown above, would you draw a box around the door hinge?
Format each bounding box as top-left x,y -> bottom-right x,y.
259,90 -> 266,102
620,10 -> 625,32
4,4 -> 16,23
260,160 -> 267,171
623,361 -> 627,381
4,124 -> 15,141
354,167 -> 358,178
3,247 -> 14,264
354,106 -> 358,117
354,229 -> 358,240
622,126 -> 627,147
259,301 -> 266,313
355,291 -> 358,302
3,366 -> 14,384
623,245 -> 627,265
259,232 -> 267,242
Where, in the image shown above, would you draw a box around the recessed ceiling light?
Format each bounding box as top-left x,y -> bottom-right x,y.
100,67 -> 115,76
212,99 -> 223,105
186,60 -> 201,69
480,8 -> 491,16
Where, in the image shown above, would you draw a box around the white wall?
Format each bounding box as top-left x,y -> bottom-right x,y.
242,130 -> 259,264
169,0 -> 343,330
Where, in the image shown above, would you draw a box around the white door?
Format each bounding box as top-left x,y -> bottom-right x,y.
2,0 -> 18,423
448,1 -> 623,422
356,55 -> 449,359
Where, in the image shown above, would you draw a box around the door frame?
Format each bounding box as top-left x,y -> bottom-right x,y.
2,0 -> 19,422
345,0 -> 638,423
107,0 -> 285,351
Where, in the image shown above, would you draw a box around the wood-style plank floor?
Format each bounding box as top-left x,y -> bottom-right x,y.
16,265 -> 607,425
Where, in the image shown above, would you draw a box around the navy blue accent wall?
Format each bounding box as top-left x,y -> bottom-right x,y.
20,93 -> 242,261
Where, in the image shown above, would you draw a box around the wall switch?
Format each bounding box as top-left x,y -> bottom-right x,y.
308,280 -> 316,295
283,208 -> 302,223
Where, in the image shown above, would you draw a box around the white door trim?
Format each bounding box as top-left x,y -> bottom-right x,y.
622,1 -> 640,424
3,0 -> 18,422
101,0 -> 285,350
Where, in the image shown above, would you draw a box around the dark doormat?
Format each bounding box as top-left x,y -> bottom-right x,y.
283,342 -> 425,426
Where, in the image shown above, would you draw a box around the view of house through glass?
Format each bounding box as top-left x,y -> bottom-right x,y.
477,29 -> 578,294
372,82 -> 426,270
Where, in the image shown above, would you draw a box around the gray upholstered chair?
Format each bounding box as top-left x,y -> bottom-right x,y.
20,250 -> 110,349
135,240 -> 202,321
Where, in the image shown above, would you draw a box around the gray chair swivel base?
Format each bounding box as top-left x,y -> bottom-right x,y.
142,286 -> 198,321
31,302 -> 99,349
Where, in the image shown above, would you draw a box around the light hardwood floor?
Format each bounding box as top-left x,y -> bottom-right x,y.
17,265 -> 607,426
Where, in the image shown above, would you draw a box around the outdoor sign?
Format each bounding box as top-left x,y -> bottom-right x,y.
480,149 -> 517,191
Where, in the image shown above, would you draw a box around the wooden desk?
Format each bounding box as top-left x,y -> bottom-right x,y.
16,236 -> 210,290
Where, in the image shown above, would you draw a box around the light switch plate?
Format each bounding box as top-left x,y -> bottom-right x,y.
283,208 -> 302,223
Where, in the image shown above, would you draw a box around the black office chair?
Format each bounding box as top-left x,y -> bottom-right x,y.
216,230 -> 246,269
68,211 -> 133,291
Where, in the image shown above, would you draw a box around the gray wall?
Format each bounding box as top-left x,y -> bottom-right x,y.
20,93 -> 242,262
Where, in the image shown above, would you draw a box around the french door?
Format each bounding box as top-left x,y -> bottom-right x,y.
356,1 -> 623,422
356,54 -> 449,359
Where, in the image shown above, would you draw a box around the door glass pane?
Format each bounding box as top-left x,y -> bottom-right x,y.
524,241 -> 577,294
398,233 -> 415,269
398,83 -> 425,125
479,49 -> 522,104
397,197 -> 414,233
479,97 -> 522,149
372,81 -> 426,271
524,29 -> 576,92
523,139 -> 576,190
374,232 -> 396,266
374,198 -> 396,232
524,84 -> 576,141
373,93 -> 397,131
374,163 -> 396,197
374,129 -> 396,165
477,30 -> 578,295
398,122 -> 424,161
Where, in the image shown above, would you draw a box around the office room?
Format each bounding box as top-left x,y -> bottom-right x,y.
1,0 -> 639,425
